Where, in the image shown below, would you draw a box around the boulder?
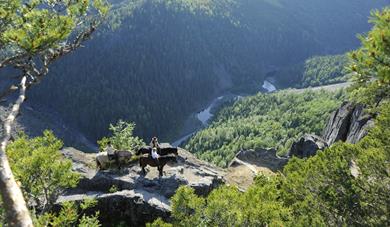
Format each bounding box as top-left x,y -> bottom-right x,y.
59,147 -> 225,226
288,134 -> 328,158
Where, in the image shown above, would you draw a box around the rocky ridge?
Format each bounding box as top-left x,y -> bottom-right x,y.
288,102 -> 374,158
323,102 -> 374,144
59,146 -> 225,226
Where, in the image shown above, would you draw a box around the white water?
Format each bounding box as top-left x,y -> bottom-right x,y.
197,106 -> 213,125
262,80 -> 276,92
196,96 -> 223,125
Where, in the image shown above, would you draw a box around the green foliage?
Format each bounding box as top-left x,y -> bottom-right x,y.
168,102 -> 390,226
108,185 -> 119,193
280,103 -> 390,225
154,0 -> 236,17
0,0 -> 109,54
302,55 -> 349,87
273,54 -> 349,88
35,199 -> 100,227
169,182 -> 292,226
6,130 -> 80,211
171,186 -> 205,226
348,7 -> 390,107
0,131 -> 101,226
147,218 -> 173,227
186,89 -> 344,167
97,120 -> 145,152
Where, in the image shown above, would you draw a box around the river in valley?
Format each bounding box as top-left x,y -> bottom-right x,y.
171,80 -> 277,147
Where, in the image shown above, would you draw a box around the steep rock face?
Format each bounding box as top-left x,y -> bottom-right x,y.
323,102 -> 355,145
288,134 -> 328,158
59,147 -> 225,225
323,102 -> 374,145
346,104 -> 374,144
57,190 -> 172,226
289,102 -> 374,159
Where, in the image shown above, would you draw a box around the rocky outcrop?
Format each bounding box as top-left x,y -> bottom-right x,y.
345,104 -> 374,144
323,102 -> 374,145
323,102 -> 355,145
251,103 -> 367,161
287,134 -> 328,158
287,102 -> 374,159
226,149 -> 288,190
57,190 -> 172,226
59,146 -> 225,226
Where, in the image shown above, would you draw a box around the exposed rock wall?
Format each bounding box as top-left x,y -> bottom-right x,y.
323,102 -> 355,145
288,102 -> 374,159
345,104 -> 375,144
57,190 -> 172,226
323,102 -> 374,145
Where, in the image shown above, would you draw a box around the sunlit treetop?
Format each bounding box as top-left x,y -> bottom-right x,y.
0,0 -> 109,56
348,7 -> 390,107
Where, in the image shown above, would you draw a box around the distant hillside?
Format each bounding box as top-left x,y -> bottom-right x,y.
28,0 -> 387,144
271,54 -> 350,88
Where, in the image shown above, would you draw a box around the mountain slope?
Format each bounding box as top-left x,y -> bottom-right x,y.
27,0 -> 387,144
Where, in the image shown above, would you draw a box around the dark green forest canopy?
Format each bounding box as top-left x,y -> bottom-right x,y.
301,55 -> 349,87
272,54 -> 349,88
185,89 -> 345,167
25,0 -> 386,144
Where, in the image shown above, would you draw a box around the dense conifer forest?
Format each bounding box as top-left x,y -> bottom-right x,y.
185,89 -> 345,167
27,0 -> 387,143
272,54 -> 349,88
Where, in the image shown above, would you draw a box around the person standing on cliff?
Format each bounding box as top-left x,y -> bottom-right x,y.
150,137 -> 160,164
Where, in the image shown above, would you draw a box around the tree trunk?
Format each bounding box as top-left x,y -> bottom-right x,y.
0,76 -> 33,226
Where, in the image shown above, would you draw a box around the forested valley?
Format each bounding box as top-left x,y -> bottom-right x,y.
156,7 -> 390,226
24,0 -> 387,145
185,89 -> 345,167
1,0 -> 389,226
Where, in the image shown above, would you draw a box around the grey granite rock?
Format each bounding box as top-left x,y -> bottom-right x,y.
59,147 -> 225,225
